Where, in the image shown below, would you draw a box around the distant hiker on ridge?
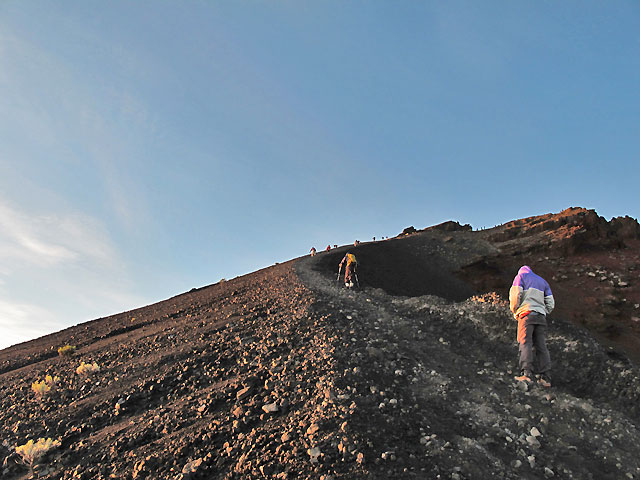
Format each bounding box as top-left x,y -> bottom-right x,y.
310,247 -> 316,257
339,252 -> 358,288
326,245 -> 331,252
509,265 -> 555,387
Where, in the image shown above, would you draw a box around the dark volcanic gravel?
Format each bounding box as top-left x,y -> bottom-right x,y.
2,218 -> 640,480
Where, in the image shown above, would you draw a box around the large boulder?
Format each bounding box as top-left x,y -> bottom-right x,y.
428,221 -> 472,232
400,226 -> 417,236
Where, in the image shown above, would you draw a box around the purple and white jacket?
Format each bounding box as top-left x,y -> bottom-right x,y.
509,266 -> 555,319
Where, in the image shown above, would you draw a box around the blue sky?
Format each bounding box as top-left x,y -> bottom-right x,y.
1,1 -> 638,349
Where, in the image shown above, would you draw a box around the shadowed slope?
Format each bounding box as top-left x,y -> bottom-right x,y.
310,232 -> 481,301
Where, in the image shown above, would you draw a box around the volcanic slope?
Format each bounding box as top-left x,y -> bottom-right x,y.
461,207 -> 640,362
1,217 -> 640,479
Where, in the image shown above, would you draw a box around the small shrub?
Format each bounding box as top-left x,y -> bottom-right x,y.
31,375 -> 59,399
76,361 -> 100,376
16,438 -> 61,469
31,381 -> 51,398
470,292 -> 507,306
57,345 -> 76,357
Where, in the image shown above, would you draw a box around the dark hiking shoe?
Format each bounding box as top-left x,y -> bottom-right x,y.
537,374 -> 552,388
515,371 -> 533,383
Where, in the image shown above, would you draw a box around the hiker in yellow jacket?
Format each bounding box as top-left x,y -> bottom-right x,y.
339,253 -> 358,288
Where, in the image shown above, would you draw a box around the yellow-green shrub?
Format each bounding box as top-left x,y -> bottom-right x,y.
76,361 -> 100,375
31,381 -> 51,398
31,375 -> 59,398
57,345 -> 76,357
16,438 -> 61,468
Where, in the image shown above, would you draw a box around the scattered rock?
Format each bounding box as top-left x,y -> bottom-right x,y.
262,402 -> 279,414
308,447 -> 322,463
236,387 -> 252,401
181,458 -> 203,478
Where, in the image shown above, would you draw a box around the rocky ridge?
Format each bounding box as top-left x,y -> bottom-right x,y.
461,207 -> 640,361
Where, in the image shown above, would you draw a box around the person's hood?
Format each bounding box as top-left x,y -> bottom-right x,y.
518,265 -> 533,275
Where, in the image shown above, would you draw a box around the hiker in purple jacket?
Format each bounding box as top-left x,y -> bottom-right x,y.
509,266 -> 555,387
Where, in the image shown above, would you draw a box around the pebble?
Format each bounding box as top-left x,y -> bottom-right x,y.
236,387 -> 251,401
232,406 -> 244,418
381,451 -> 396,461
526,435 -> 541,448
262,402 -> 279,413
306,423 -> 320,436
181,458 -> 202,474
308,447 -> 322,463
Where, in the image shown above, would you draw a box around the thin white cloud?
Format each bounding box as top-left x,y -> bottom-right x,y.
0,25 -> 155,236
0,202 -> 76,265
0,20 -> 160,350
0,200 -> 117,268
0,198 -> 146,350
0,299 -> 60,348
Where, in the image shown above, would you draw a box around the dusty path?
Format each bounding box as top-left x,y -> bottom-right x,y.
296,252 -> 640,479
